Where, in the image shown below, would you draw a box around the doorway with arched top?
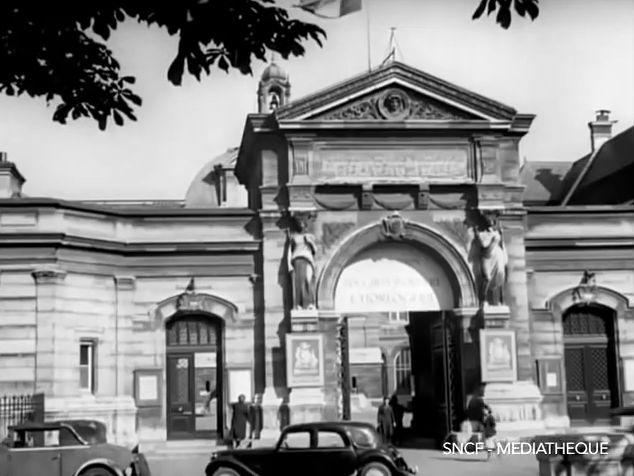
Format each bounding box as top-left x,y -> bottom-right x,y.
563,303 -> 620,424
165,314 -> 224,439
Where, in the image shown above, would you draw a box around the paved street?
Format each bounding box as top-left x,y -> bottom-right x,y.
147,448 -> 539,476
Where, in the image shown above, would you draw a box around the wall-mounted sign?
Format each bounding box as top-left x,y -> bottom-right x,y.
537,358 -> 564,395
286,333 -> 325,387
195,352 -> 217,368
480,329 -> 517,383
133,369 -> 162,407
334,243 -> 454,313
311,147 -> 470,183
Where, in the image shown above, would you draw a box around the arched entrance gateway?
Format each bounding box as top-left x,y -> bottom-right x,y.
318,218 -> 478,444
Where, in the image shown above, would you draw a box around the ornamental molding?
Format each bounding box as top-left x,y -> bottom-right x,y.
317,86 -> 476,121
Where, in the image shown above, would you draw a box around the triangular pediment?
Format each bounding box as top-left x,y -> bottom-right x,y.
275,61 -> 517,123
309,85 -> 479,121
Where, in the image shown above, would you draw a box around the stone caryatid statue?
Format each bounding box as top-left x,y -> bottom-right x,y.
468,213 -> 508,309
287,214 -> 317,310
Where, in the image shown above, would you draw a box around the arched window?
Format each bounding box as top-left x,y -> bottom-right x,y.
166,317 -> 218,347
394,348 -> 412,395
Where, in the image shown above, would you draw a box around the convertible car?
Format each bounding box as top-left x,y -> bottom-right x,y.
0,421 -> 150,476
205,421 -> 418,476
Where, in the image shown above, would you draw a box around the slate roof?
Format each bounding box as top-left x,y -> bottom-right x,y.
521,126 -> 634,206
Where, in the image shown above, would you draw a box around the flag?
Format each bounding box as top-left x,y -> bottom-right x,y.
299,0 -> 362,18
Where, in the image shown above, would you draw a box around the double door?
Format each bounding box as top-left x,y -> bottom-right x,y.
166,351 -> 220,439
565,342 -> 615,422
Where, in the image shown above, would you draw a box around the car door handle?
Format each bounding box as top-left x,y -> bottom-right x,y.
52,454 -> 60,461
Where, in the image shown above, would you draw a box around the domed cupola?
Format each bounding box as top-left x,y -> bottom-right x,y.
258,58 -> 291,113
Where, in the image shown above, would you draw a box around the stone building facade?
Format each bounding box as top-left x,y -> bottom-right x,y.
0,61 -> 632,445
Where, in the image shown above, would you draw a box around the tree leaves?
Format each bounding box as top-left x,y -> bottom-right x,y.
472,0 -> 539,29
0,1 -> 539,130
0,1 -> 325,130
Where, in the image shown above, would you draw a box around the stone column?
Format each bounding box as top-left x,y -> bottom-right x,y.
259,211 -> 289,435
32,268 -> 67,397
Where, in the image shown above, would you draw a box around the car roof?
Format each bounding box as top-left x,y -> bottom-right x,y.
283,421 -> 376,432
9,421 -> 78,432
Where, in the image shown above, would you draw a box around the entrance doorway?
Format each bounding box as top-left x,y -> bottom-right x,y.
166,315 -> 223,439
407,311 -> 463,445
563,304 -> 619,423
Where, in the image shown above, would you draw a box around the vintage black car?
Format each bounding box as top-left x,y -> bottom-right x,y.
0,421 -> 150,476
205,421 -> 418,476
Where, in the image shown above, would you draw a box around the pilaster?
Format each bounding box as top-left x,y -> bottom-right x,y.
259,211 -> 290,429
114,276 -> 137,396
32,268 -> 67,396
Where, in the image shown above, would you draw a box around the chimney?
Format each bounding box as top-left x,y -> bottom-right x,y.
0,151 -> 26,198
588,110 -> 616,152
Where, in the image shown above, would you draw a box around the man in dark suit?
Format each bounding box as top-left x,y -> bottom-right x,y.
230,394 -> 250,448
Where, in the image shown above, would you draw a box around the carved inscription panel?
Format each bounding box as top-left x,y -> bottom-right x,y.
311,148 -> 471,183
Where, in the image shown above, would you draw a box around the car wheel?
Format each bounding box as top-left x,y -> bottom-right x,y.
80,467 -> 115,476
359,462 -> 391,476
211,467 -> 241,476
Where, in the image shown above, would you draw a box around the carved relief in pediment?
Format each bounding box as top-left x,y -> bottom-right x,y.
317,87 -> 475,121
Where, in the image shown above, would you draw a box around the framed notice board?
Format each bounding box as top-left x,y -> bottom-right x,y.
536,358 -> 564,395
133,368 -> 162,407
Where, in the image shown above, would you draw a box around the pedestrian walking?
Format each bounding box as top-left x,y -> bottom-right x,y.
376,396 -> 396,444
249,394 -> 263,440
230,394 -> 250,448
389,395 -> 404,446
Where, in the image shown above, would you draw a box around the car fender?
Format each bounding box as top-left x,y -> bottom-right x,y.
205,456 -> 261,476
73,458 -> 125,476
356,453 -> 399,471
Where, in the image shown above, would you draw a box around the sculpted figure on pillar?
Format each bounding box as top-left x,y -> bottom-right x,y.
468,211 -> 508,309
287,212 -> 317,310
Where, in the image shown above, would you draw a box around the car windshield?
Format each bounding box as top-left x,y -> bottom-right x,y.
347,427 -> 379,448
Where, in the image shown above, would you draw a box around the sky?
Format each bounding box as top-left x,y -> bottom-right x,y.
0,0 -> 632,200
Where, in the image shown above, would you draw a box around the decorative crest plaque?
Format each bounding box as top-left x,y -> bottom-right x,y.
381,212 -> 407,240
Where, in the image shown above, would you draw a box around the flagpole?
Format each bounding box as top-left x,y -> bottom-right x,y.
366,0 -> 371,72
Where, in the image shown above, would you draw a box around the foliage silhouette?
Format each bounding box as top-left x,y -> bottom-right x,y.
0,1 -> 539,130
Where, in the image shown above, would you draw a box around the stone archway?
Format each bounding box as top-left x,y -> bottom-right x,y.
317,219 -> 477,310
547,286 -> 630,424
315,217 -> 477,444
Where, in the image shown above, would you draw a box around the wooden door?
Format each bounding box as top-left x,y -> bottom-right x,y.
166,353 -> 195,438
564,306 -> 618,423
430,312 -> 462,445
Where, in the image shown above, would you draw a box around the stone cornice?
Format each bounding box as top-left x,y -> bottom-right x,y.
0,199 -> 255,219
526,205 -> 634,215
0,233 -> 260,254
